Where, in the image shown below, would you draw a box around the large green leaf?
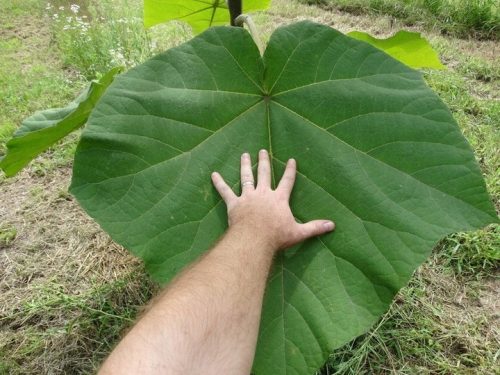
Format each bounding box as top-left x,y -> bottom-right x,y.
70,22 -> 497,374
144,0 -> 271,33
348,30 -> 445,69
0,67 -> 123,177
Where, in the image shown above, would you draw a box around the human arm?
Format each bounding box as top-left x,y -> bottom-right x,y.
98,150 -> 335,375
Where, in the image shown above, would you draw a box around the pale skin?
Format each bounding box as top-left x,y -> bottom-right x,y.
99,150 -> 335,375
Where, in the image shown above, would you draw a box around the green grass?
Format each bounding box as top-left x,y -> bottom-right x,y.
0,224 -> 17,247
438,227 -> 499,277
303,0 -> 500,40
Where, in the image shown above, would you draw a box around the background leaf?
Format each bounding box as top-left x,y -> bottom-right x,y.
348,30 -> 445,69
0,67 -> 123,177
70,22 -> 497,375
144,0 -> 271,33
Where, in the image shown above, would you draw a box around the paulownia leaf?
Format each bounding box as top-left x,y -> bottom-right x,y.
348,30 -> 445,69
70,22 -> 497,374
144,0 -> 271,33
0,67 -> 123,177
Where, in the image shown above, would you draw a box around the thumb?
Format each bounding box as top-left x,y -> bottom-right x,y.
297,220 -> 335,241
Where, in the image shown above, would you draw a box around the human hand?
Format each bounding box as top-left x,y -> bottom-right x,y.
211,150 -> 335,252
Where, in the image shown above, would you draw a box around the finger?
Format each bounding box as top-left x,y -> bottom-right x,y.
211,172 -> 237,203
296,220 -> 335,242
257,149 -> 271,189
240,152 -> 255,193
277,158 -> 296,199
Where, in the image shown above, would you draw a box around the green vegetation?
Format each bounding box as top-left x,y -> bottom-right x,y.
47,0 -> 191,79
303,0 -> 500,40
48,0 -> 149,79
0,225 -> 17,247
1,1 -> 446,179
1,0 -> 498,374
69,19 -> 497,375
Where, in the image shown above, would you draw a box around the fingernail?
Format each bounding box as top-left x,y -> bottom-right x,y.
260,149 -> 267,154
323,221 -> 335,231
242,153 -> 249,158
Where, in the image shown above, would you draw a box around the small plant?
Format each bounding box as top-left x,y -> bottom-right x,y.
47,0 -> 154,79
0,224 -> 17,247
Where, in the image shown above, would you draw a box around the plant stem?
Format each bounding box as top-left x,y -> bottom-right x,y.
235,14 -> 264,55
228,0 -> 243,27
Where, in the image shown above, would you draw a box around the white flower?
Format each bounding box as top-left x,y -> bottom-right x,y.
110,47 -> 126,65
70,4 -> 80,14
45,3 -> 52,10
58,6 -> 64,10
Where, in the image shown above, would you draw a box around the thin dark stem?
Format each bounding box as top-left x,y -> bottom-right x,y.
228,0 -> 243,27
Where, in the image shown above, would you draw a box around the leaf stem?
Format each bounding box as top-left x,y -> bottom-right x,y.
235,14 -> 264,55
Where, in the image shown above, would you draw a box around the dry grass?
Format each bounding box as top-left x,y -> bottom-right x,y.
0,167 -> 157,374
1,0 -> 499,374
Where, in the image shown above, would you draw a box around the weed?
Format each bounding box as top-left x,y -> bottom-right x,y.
46,0 -> 192,79
47,0 -> 150,79
437,227 -> 500,277
0,225 -> 17,247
